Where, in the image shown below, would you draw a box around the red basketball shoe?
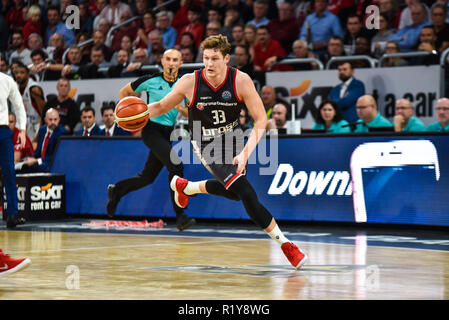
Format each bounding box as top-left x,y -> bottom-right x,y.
281,242 -> 308,270
170,175 -> 191,208
0,250 -> 31,278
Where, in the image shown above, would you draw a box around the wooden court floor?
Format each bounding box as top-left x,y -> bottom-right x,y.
1,221 -> 449,300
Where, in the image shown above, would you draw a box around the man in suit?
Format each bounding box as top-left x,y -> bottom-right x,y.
100,104 -> 132,137
75,106 -> 103,136
328,61 -> 365,123
20,108 -> 67,172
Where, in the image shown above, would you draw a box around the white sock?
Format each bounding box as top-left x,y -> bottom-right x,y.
183,181 -> 203,195
267,225 -> 290,246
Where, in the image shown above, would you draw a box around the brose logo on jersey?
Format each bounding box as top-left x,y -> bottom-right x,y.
202,119 -> 239,138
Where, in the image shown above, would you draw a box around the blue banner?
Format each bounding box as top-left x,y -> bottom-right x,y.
51,134 -> 449,226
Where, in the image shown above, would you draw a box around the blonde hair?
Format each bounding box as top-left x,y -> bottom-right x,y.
200,35 -> 231,57
27,5 -> 41,19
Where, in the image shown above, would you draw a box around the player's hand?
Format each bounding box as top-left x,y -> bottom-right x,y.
233,152 -> 247,174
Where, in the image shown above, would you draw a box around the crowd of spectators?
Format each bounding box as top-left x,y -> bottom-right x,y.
1,0 -> 449,174
1,0 -> 448,80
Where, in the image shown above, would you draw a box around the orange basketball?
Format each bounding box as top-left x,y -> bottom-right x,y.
114,96 -> 149,131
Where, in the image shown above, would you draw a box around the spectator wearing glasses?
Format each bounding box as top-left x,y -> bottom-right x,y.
427,98 -> 449,132
353,95 -> 393,133
381,41 -> 408,67
393,98 -> 427,132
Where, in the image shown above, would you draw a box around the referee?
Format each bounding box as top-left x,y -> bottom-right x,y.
0,68 -> 27,228
106,49 -> 195,231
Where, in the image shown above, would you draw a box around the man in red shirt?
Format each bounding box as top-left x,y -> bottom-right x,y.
253,25 -> 289,71
267,1 -> 299,53
176,5 -> 205,49
8,112 -> 33,164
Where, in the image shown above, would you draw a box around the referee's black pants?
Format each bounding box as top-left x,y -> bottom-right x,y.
113,121 -> 184,216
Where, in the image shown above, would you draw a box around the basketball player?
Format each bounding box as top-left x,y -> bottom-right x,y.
12,61 -> 46,147
106,49 -> 196,231
145,35 -> 307,269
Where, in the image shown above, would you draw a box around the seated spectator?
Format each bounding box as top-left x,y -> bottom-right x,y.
353,95 -> 393,133
74,32 -> 92,64
393,98 -> 427,132
42,78 -> 80,134
264,39 -> 319,71
110,34 -> 133,65
429,3 -> 449,53
123,48 -> 150,77
75,106 -> 103,136
0,54 -> 9,74
22,5 -> 43,47
8,31 -> 32,66
379,0 -> 401,29
108,49 -> 131,78
147,30 -> 166,64
93,30 -> 114,62
238,107 -> 252,131
247,0 -> 271,27
180,46 -> 196,64
260,85 -> 288,119
253,25 -> 288,71
381,41 -> 409,67
267,1 -> 299,54
94,0 -> 131,28
133,10 -> 156,49
343,13 -> 374,56
266,102 -> 291,134
8,112 -> 34,164
221,5 -> 245,43
328,61 -> 366,123
176,32 -> 196,53
95,17 -> 112,36
5,0 -> 25,32
100,104 -> 132,137
47,33 -> 66,64
156,10 -> 177,50
371,13 -> 397,58
77,46 -> 110,79
409,26 -> 440,65
77,1 -> 94,36
195,21 -> 222,62
28,48 -> 60,81
27,33 -> 46,53
61,45 -> 83,79
92,0 -> 108,30
398,0 -> 430,30
176,5 -> 205,50
389,3 -> 429,52
19,108 -> 68,172
312,99 -> 350,133
110,9 -> 138,53
299,0 -> 344,57
243,24 -> 257,61
427,97 -> 449,132
230,44 -> 254,78
351,36 -> 375,68
45,5 -> 75,47
321,36 -> 346,68
230,24 -> 246,54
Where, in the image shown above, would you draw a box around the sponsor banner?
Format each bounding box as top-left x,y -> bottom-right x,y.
267,65 -> 440,127
3,173 -> 66,219
51,135 -> 449,226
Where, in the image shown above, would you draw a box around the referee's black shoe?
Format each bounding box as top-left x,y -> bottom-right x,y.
106,184 -> 119,218
6,214 -> 26,229
176,213 -> 196,232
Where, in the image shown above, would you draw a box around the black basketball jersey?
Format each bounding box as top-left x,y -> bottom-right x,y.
188,67 -> 246,141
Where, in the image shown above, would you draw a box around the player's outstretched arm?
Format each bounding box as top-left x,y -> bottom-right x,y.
147,73 -> 194,119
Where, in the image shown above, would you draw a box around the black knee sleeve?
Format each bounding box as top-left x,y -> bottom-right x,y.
205,180 -> 240,201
